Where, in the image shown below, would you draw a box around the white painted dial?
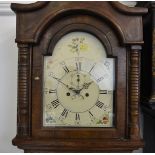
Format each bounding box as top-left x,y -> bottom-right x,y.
43,32 -> 115,127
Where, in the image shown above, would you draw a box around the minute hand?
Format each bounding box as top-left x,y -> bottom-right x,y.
52,76 -> 77,91
52,76 -> 68,87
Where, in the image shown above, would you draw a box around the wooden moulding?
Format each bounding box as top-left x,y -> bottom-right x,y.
11,2 -> 147,44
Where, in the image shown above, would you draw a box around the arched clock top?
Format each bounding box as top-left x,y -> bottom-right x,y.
45,24 -> 113,56
48,32 -> 108,60
11,1 -> 147,14
34,8 -> 125,46
11,2 -> 147,45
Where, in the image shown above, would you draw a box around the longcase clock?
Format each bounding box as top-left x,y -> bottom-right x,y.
11,1 -> 147,152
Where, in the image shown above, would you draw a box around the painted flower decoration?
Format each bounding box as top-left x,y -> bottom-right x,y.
96,114 -> 109,125
102,116 -> 109,124
68,37 -> 88,54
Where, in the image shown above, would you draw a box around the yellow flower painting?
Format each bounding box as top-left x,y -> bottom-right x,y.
68,37 -> 89,54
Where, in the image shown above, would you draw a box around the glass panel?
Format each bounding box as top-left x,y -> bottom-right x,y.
43,32 -> 115,127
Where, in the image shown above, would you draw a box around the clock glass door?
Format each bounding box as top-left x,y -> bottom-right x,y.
43,32 -> 115,127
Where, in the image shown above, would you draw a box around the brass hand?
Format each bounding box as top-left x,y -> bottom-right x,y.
72,93 -> 84,100
52,76 -> 77,92
72,81 -> 94,95
52,76 -> 68,87
83,81 -> 94,89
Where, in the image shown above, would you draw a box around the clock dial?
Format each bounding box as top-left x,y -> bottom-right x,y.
43,32 -> 115,127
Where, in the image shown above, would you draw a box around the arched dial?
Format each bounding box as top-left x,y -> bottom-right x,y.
43,57 -> 114,127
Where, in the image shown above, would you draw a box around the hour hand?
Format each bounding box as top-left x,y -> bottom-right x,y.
83,81 -> 94,89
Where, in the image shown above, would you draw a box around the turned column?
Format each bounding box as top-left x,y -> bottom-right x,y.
129,45 -> 141,140
17,43 -> 32,137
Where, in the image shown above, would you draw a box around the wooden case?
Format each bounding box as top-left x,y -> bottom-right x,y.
11,1 -> 147,152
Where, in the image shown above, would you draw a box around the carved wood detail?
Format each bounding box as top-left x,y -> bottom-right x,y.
17,43 -> 31,137
11,1 -> 49,12
11,2 -> 147,44
129,45 -> 141,140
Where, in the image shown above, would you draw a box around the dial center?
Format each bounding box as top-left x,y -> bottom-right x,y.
57,71 -> 99,113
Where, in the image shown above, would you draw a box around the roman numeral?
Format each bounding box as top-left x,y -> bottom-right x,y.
51,99 -> 60,108
76,62 -> 81,71
99,90 -> 107,94
63,65 -> 70,73
88,111 -> 94,117
96,77 -> 104,83
49,89 -> 56,93
95,101 -> 104,109
88,111 -> 96,122
61,109 -> 68,118
99,90 -> 113,94
75,113 -> 80,120
60,61 -> 70,73
89,63 -> 96,73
